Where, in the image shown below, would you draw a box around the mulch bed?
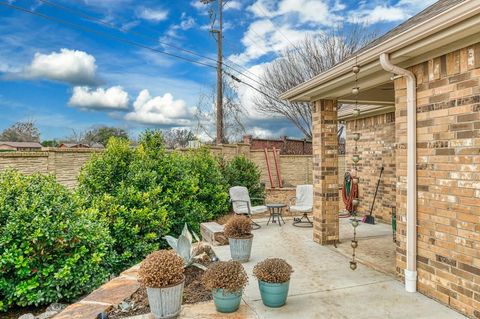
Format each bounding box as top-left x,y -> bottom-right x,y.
108,261 -> 212,319
3,306 -> 47,319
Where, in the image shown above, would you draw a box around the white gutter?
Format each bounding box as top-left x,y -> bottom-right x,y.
379,53 -> 417,293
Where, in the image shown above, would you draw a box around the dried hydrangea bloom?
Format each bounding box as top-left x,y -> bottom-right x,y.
223,215 -> 252,238
253,258 -> 293,283
139,250 -> 184,288
202,261 -> 248,293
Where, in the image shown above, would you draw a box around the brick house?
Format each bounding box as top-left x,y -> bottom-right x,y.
0,141 -> 42,151
242,135 -> 312,155
281,1 -> 480,317
58,143 -> 90,149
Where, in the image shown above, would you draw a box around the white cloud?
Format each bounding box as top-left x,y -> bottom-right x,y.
137,8 -> 169,22
159,13 -> 196,44
348,0 -> 437,25
225,0 -> 242,10
124,90 -> 193,125
19,49 -> 97,85
69,86 -> 129,110
228,19 -> 317,65
277,0 -> 342,25
251,127 -> 275,138
248,0 -> 342,25
349,6 -> 408,25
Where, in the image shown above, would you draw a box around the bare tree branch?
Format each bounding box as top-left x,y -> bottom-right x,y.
254,25 -> 377,139
194,77 -> 246,143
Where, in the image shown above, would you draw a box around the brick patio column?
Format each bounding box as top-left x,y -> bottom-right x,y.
312,99 -> 339,245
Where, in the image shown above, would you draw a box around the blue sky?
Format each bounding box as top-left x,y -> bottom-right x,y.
0,0 -> 436,141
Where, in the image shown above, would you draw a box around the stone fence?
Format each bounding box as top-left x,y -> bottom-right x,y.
0,148 -> 102,189
0,144 -> 315,189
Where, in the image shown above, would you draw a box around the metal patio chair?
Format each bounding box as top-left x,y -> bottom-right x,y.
289,184 -> 313,227
229,186 -> 267,229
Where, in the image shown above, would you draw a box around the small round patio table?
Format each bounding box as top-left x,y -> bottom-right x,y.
266,203 -> 286,226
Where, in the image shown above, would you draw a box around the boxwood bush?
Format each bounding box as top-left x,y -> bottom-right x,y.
77,130 -> 229,272
221,155 -> 265,204
0,170 -> 111,311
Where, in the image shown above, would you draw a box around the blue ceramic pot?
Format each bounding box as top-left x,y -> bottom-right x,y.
258,280 -> 290,308
212,288 -> 242,313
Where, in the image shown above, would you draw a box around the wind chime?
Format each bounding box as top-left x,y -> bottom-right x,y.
350,59 -> 361,271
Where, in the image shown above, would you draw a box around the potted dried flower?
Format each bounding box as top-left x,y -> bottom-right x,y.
202,261 -> 248,313
253,258 -> 293,308
224,215 -> 253,262
139,250 -> 185,319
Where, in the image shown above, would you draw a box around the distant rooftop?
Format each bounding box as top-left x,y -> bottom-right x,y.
0,141 -> 42,148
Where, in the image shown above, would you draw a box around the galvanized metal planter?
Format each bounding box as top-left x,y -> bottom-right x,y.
212,288 -> 242,313
146,277 -> 185,319
258,280 -> 290,308
228,234 -> 253,262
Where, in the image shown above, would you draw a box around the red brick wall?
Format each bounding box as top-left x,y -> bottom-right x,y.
395,43 -> 480,318
243,135 -> 312,155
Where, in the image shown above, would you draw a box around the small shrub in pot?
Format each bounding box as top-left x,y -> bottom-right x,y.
224,215 -> 253,262
139,250 -> 185,319
253,258 -> 293,308
203,261 -> 248,313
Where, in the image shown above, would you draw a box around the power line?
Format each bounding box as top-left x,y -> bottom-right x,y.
0,1 -> 218,69
224,71 -> 289,108
2,0 -> 282,106
25,0 -> 267,90
37,0 -> 220,65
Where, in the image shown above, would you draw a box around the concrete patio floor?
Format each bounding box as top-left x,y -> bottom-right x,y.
128,217 -> 466,319
210,217 -> 465,319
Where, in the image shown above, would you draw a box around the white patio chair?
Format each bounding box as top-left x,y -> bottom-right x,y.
229,186 -> 267,229
289,184 -> 313,227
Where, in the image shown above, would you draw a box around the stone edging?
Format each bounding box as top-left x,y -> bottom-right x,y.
53,265 -> 141,319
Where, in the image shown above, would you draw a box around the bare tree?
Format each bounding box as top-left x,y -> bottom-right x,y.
194,77 -> 246,143
254,26 -> 377,139
162,129 -> 196,149
0,120 -> 40,142
84,126 -> 129,146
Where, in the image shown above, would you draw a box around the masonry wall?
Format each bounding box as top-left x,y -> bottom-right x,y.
0,149 -> 100,188
344,113 -> 396,223
0,144 -> 312,190
394,43 -> 480,318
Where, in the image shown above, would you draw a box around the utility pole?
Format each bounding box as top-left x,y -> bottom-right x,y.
202,0 -> 223,144
215,0 -> 223,144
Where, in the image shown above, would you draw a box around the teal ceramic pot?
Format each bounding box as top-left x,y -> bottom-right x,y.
258,280 -> 290,308
212,289 -> 242,313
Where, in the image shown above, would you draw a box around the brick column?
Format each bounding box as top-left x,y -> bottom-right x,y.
312,99 -> 339,245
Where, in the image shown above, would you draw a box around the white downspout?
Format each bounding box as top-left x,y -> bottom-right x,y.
379,53 -> 417,293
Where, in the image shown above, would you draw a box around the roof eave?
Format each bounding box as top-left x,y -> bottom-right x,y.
280,0 -> 480,102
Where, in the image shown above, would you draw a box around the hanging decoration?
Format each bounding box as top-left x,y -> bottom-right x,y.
350,57 -> 361,271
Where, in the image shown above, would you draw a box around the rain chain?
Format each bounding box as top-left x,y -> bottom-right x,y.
350,61 -> 361,271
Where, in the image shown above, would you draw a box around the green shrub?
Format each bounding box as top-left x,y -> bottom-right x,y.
0,170 -> 111,311
77,130 -> 229,272
222,155 -> 265,204
77,137 -> 133,201
176,148 -> 229,234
